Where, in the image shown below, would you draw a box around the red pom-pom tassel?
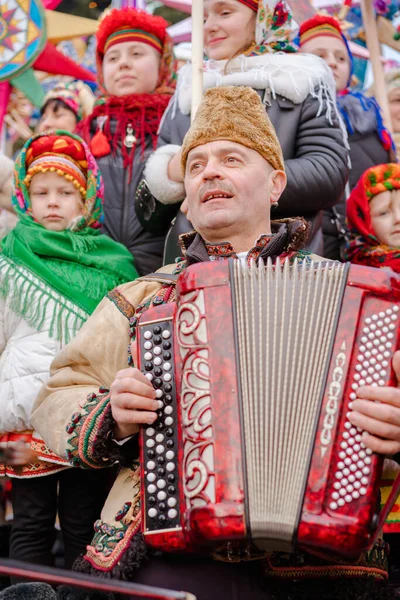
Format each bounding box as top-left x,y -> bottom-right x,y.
90,128 -> 111,158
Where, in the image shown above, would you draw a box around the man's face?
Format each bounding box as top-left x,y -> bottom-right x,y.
184,140 -> 286,245
301,36 -> 351,92
102,41 -> 161,97
370,189 -> 400,247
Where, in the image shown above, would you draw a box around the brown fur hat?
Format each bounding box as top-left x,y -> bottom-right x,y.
181,86 -> 285,173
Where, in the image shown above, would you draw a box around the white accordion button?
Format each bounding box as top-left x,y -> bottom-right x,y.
146,439 -> 155,448
166,462 -> 175,472
157,491 -> 167,501
148,508 -> 157,518
145,373 -> 153,381
156,445 -> 165,455
144,352 -> 152,361
155,389 -> 163,399
144,331 -> 152,340
162,330 -> 171,339
154,357 -> 162,366
164,406 -> 173,415
360,487 -> 367,496
163,362 -> 172,371
147,461 -> 156,470
154,346 -> 162,355
352,491 -> 360,499
147,473 -> 156,482
146,428 -> 155,437
163,373 -> 172,382
156,434 -> 164,443
165,417 -> 174,426
166,450 -> 175,460
147,484 -> 156,494
144,341 -> 153,350
157,479 -> 166,489
338,499 -> 345,507
168,508 -> 178,519
330,502 -> 338,511
167,497 -> 177,507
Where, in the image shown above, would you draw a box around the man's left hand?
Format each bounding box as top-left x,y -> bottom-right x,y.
348,350 -> 400,456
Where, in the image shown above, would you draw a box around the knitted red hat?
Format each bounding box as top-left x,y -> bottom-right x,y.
299,14 -> 345,46
97,9 -> 168,60
25,134 -> 88,197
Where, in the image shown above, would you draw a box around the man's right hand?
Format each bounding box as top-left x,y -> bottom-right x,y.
110,368 -> 160,440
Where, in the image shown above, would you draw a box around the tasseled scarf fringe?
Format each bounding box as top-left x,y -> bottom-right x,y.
77,94 -> 172,182
0,256 -> 88,345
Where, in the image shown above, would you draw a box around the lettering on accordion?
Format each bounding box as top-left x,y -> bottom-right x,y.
320,343 -> 347,456
176,289 -> 216,510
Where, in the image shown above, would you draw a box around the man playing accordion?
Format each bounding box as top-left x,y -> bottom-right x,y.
32,87 -> 400,600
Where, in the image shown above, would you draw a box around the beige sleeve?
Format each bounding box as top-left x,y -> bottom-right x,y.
31,280 -> 157,459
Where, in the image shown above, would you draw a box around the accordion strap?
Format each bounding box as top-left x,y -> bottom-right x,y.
137,272 -> 179,285
375,470 -> 400,537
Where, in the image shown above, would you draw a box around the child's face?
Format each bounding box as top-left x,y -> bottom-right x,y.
301,36 -> 351,92
102,41 -> 161,97
29,171 -> 84,231
204,0 -> 256,61
38,101 -> 77,134
370,189 -> 400,247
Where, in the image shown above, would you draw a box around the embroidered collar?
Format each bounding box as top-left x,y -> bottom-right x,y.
204,234 -> 273,265
179,219 -> 310,267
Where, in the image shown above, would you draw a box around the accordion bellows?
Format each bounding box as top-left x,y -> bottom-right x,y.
137,260 -> 400,559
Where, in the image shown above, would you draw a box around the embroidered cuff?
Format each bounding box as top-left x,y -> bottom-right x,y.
65,388 -> 120,469
144,144 -> 185,205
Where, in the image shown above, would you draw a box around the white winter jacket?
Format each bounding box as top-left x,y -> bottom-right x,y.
0,256 -> 87,434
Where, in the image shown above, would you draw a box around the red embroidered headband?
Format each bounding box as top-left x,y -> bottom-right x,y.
104,28 -> 163,54
299,15 -> 345,46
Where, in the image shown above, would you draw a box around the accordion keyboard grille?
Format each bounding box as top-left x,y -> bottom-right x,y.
232,259 -> 347,550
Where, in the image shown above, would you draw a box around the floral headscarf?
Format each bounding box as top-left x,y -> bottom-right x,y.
243,0 -> 299,55
346,163 -> 400,271
13,131 -> 104,231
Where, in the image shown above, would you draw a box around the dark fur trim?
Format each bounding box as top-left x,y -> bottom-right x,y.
90,405 -> 139,467
273,217 -> 311,253
73,532 -> 148,581
56,587 -> 114,600
0,583 -> 57,600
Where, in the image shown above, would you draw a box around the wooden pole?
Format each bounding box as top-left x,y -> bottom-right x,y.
191,0 -> 204,122
360,0 -> 393,133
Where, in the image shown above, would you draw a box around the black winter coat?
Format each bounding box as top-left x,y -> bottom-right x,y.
323,93 -> 393,260
90,117 -> 176,276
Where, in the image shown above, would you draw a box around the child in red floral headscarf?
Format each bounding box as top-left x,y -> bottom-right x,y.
346,163 -> 400,272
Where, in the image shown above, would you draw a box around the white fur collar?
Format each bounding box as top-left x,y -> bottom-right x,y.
174,53 -> 337,117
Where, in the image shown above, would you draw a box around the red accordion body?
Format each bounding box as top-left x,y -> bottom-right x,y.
137,260 -> 400,559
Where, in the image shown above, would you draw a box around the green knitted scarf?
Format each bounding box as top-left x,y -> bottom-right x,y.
0,217 -> 138,343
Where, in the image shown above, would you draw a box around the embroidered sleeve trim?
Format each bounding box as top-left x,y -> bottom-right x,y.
65,388 -> 117,469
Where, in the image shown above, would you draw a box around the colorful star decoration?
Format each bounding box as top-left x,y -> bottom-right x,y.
0,0 -> 97,137
0,0 -> 46,82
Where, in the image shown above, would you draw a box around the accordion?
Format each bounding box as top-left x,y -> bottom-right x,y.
137,259 -> 400,559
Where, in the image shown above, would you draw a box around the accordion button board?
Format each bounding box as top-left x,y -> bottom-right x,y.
140,320 -> 181,533
329,304 -> 399,511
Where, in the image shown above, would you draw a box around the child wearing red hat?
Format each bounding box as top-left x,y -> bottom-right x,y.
299,14 -> 394,260
77,8 -> 177,277
0,131 -> 137,571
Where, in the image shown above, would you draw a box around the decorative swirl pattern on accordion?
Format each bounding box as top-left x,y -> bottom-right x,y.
176,290 -> 216,508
